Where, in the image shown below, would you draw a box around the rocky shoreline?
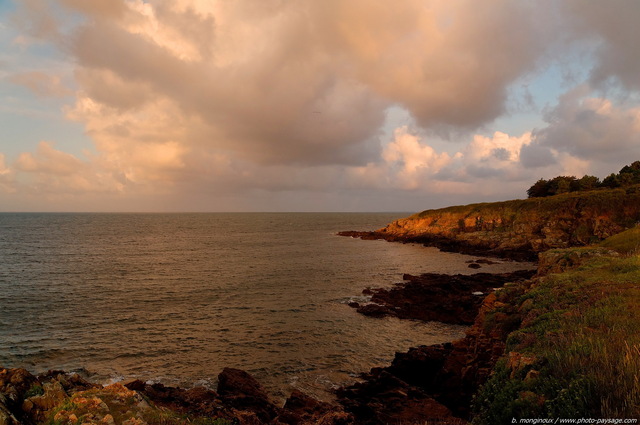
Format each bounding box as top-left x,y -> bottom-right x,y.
337,230 -> 538,261
4,188 -> 639,424
2,255 -> 537,425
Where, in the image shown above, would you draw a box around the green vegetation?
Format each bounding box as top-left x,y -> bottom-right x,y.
527,160 -> 640,198
599,226 -> 640,255
472,240 -> 640,423
24,383 -> 45,398
407,185 -> 640,246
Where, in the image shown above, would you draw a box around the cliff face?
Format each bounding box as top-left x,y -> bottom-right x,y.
374,186 -> 640,259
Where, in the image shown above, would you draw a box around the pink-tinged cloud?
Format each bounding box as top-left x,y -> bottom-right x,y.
8,71 -> 72,98
2,0 -> 640,211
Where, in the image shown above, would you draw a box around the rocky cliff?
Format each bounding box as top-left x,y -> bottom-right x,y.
342,185 -> 640,260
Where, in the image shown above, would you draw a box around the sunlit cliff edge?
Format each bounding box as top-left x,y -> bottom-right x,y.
344,185 -> 640,261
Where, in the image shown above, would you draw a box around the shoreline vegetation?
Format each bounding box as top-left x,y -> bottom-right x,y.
3,186 -> 640,424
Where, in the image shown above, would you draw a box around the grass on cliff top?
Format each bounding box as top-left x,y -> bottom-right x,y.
472,250 -> 640,423
599,226 -> 640,255
407,185 -> 640,222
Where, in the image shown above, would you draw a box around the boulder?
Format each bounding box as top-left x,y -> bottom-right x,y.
217,368 -> 280,422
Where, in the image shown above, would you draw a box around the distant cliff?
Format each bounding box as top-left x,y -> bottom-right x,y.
348,185 -> 640,260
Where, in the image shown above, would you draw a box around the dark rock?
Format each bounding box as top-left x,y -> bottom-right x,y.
278,389 -> 345,424
355,270 -> 535,325
347,301 -> 360,308
356,304 -> 395,318
0,368 -> 37,425
336,231 -> 381,241
468,263 -> 482,269
476,259 -> 499,265
128,381 -> 224,418
217,368 -> 281,422
336,370 -> 458,425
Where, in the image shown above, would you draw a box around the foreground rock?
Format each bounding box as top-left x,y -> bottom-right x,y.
0,367 -> 353,425
353,269 -> 535,325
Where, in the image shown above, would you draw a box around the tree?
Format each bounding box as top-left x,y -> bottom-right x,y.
601,173 -> 621,188
619,161 -> 640,185
548,176 -> 577,195
527,179 -> 549,198
576,175 -> 600,191
619,172 -> 635,187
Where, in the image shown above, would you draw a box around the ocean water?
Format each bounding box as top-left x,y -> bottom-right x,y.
0,213 -> 530,400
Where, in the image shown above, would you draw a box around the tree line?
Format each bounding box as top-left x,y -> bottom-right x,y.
527,161 -> 640,198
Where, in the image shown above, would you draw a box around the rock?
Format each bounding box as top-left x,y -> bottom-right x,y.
346,301 -> 360,308
278,390 -> 345,425
313,411 -> 353,425
336,231 -> 381,241
354,270 -> 535,325
337,370 -> 459,425
356,304 -> 395,318
0,396 -> 19,425
337,279 -> 536,422
0,368 -> 36,404
128,381 -> 223,418
217,368 -> 280,422
467,263 -> 481,269
101,413 -> 116,425
29,381 -> 68,410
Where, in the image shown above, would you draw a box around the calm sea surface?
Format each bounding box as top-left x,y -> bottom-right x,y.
0,213 -> 530,400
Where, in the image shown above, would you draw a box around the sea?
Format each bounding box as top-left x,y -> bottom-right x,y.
0,213 -> 531,401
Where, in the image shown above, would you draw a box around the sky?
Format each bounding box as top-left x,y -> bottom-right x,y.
1,0 -> 640,212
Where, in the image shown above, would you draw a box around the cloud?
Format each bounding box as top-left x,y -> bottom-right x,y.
350,128 -> 537,196
9,142 -> 125,195
8,71 -> 72,97
45,0 -> 555,170
380,126 -> 452,189
4,0 -> 640,211
14,141 -> 85,175
0,154 -> 15,194
519,143 -> 556,169
58,0 -> 127,19
565,1 -> 640,91
530,87 -> 640,164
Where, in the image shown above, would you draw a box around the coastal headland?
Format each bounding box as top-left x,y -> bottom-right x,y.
3,186 -> 640,424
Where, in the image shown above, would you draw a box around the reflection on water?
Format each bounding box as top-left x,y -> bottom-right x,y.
0,213 -> 532,400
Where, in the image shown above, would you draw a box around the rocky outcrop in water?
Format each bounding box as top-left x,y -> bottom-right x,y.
352,269 -> 535,325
